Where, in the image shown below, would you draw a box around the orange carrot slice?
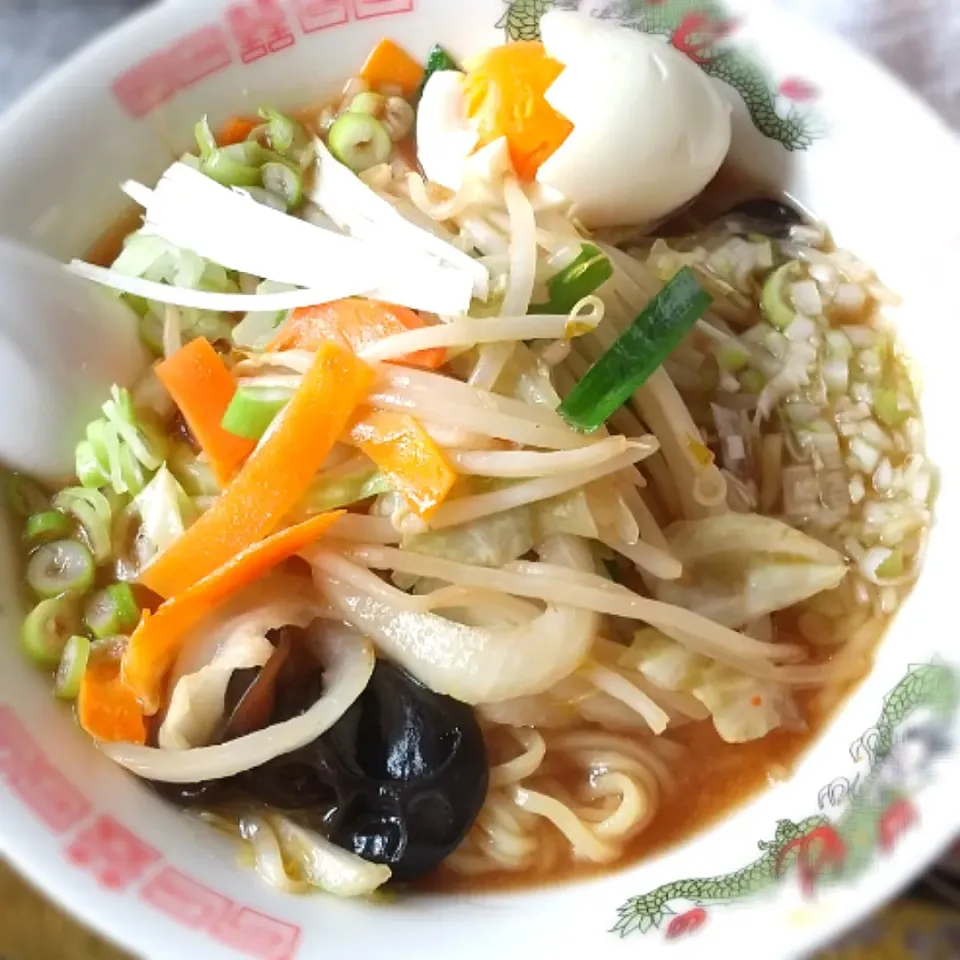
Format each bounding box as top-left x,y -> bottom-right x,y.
78,653 -> 148,745
155,338 -> 255,487
217,115 -> 260,146
359,38 -> 424,97
268,299 -> 446,370
349,409 -> 456,519
124,511 -> 343,714
141,341 -> 374,599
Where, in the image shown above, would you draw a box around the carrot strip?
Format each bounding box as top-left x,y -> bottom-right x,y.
141,341 -> 375,599
359,38 -> 424,97
349,409 -> 456,519
268,299 -> 446,370
124,511 -> 343,713
78,655 -> 147,745
155,338 -> 255,487
217,115 -> 259,146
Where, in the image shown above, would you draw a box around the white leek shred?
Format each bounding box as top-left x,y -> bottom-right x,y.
97,161 -> 477,314
309,138 -> 489,299
624,628 -> 800,743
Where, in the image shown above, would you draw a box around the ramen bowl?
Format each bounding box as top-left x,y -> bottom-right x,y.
0,1 -> 959,958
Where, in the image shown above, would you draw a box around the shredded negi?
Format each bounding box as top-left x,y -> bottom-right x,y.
9,15 -> 935,897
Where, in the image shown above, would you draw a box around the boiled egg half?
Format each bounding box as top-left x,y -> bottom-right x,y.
417,10 -> 733,229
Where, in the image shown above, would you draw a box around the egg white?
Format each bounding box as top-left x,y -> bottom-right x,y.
416,11 -> 732,229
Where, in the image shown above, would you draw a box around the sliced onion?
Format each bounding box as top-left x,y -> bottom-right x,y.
103,620 -> 374,782
311,537 -> 598,704
269,814 -> 391,896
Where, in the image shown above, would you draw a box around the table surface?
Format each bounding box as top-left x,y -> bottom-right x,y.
1,1 -> 959,959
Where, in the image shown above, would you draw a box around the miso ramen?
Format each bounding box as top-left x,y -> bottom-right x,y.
10,13 -> 934,897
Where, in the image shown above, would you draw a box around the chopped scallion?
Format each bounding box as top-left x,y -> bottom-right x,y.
261,162 -> 303,210
27,540 -> 95,599
557,268 -> 712,431
24,511 -> 72,545
874,388 -> 910,428
416,44 -> 461,103
530,244 -> 613,316
876,547 -> 905,579
328,112 -> 392,173
22,596 -> 80,669
761,261 -> 800,330
221,387 -> 290,440
55,636 -> 91,700
84,583 -> 141,639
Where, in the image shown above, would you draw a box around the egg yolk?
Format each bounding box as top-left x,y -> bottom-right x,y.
461,41 -> 573,181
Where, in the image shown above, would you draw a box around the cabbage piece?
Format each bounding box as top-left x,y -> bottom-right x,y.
655,513 -> 848,626
401,489 -> 598,568
624,627 -> 799,743
113,231 -> 237,352
134,465 -> 197,563
293,465 -> 391,520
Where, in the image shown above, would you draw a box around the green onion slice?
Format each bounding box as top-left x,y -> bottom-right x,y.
761,261 -> 800,330
415,44 -> 461,103
27,540 -> 95,599
25,510 -> 72,545
261,162 -> 303,210
328,112 -> 392,173
55,636 -> 91,700
558,267 -> 712,432
84,583 -> 141,639
22,596 -> 80,669
530,244 -> 614,316
221,387 -> 291,441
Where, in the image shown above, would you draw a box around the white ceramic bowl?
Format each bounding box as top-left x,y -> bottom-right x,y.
1,2 -> 959,958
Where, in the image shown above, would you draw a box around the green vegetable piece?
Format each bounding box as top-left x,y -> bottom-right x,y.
55,635 -> 91,700
25,511 -> 72,545
558,268 -> 712,431
877,548 -> 905,579
529,244 -> 614,316
201,149 -> 263,188
258,107 -> 310,160
194,116 -> 218,160
740,368 -> 765,394
328,112 -> 392,173
53,488 -> 112,564
298,470 -> 392,516
349,92 -> 386,117
22,596 -> 80,669
718,343 -> 750,373
221,387 -> 291,441
874,388 -> 910,428
27,540 -> 95,599
415,44 -> 461,103
761,261 -> 799,330
261,162 -> 303,210
5,473 -> 48,517
84,584 -> 141,639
